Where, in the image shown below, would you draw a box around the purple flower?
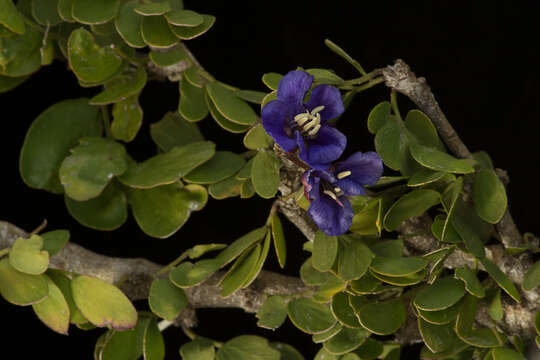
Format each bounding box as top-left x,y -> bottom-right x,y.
303,151 -> 383,236
262,70 -> 346,169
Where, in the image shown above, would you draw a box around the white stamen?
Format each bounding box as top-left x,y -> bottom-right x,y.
311,105 -> 325,115
334,187 -> 342,193
294,112 -> 309,122
307,124 -> 321,136
303,119 -> 318,131
323,190 -> 338,201
337,171 -> 351,179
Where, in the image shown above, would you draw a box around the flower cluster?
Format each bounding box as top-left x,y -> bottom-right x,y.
262,70 -> 383,236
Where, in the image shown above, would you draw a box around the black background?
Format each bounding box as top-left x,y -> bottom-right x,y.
1,1 -> 539,359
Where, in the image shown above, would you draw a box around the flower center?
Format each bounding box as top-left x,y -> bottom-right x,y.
293,105 -> 325,137
321,178 -> 344,206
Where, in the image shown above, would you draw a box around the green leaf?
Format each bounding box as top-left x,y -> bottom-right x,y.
72,0 -> 120,24
440,177 -> 463,244
0,258 -> 48,305
370,256 -> 429,277
183,66 -> 204,87
414,276 -> 466,311
450,198 -> 486,258
60,137 -> 129,201
473,169 -> 507,224
404,110 -> 445,151
57,0 -> 74,22
367,101 -> 391,134
262,73 -> 283,91
216,335 -> 280,360
0,0 -> 25,34
369,239 -> 403,258
243,123 -> 273,150
9,235 -> 49,275
135,1 -> 171,16
349,273 -> 382,294
143,319 -> 165,360
31,0 -> 62,26
240,231 -> 270,288
32,275 -> 70,334
129,183 -> 207,238
324,39 -> 365,75
0,74 -> 29,93
98,316 -> 150,360
269,343 -> 305,360
488,288 -> 504,321
313,323 -> 343,343
46,270 -> 87,324
20,99 -> 102,193
350,199 -> 379,235
68,28 -> 123,83
180,338 -> 215,360
169,260 -> 220,288
331,292 -> 360,328
90,67 -> 147,105
220,244 -> 261,297
206,92 -> 250,133
351,338 -> 383,360
240,180 -> 255,198
314,347 -> 340,360
523,260 -> 540,291
111,95 -> 143,142
251,150 -> 281,199
115,0 -> 145,48
164,9 -> 203,26
300,257 -> 332,286
41,230 -> 70,256
206,82 -> 258,126
370,268 -> 426,286
271,214 -> 287,268
305,68 -> 343,85
374,117 -> 407,171
313,230 -> 338,272
65,182 -> 127,230
480,257 -> 521,302
149,47 -> 190,67
187,243 -> 227,260
215,227 -> 267,267
119,141 -> 215,188
178,76 -> 208,122
261,90 -> 277,110
418,317 -> 458,353
383,189 -> 440,231
338,237 -> 374,281
235,89 -> 266,104
71,275 -> 137,330
431,215 -> 461,243
151,112 -> 203,151
357,299 -> 406,335
492,347 -> 526,360
416,299 -> 462,325
148,278 -> 187,321
455,295 -> 505,348
256,295 -> 288,330
407,168 -> 446,187
140,15 -> 179,48
0,23 -> 41,77
324,327 -> 369,355
454,266 -> 485,298
183,151 -> 244,184
208,176 -> 243,199
287,298 -> 336,334
409,142 -> 476,174
169,14 -> 215,40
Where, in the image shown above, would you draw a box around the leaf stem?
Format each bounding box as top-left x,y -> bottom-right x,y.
342,69 -> 383,87
390,89 -> 404,123
155,251 -> 189,277
101,106 -> 112,138
30,219 -> 47,235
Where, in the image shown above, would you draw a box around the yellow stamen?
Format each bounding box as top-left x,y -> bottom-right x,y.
337,171 -> 351,179
311,105 -> 325,115
307,124 -> 321,136
323,190 -> 338,201
334,187 -> 342,193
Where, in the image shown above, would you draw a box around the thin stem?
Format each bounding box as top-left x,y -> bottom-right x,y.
101,106 -> 112,138
353,76 -> 385,93
155,251 -> 189,276
30,219 -> 47,235
390,89 -> 404,123
342,69 -> 383,87
181,326 -> 223,348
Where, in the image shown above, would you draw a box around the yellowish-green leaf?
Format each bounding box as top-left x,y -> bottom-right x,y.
0,258 -> 48,305
9,235 -> 49,275
32,275 -> 70,334
148,278 -> 187,321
